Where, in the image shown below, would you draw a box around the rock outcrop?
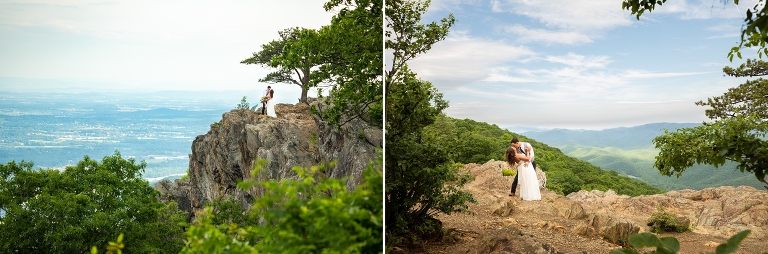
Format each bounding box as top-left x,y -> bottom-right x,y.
567,186 -> 768,240
156,100 -> 381,219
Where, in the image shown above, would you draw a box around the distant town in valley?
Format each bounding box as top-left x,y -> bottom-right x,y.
0,90 -> 249,184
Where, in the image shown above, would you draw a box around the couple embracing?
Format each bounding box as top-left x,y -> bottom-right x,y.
506,138 -> 541,201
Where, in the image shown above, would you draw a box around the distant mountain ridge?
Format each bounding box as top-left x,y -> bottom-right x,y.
522,122 -> 701,150
521,123 -> 765,190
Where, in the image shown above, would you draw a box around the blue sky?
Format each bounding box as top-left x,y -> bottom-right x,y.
407,0 -> 758,130
0,0 -> 334,104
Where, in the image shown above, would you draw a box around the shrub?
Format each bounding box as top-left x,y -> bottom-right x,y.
182,157 -> 383,253
647,205 -> 689,233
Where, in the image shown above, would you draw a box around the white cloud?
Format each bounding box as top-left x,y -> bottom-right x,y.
0,0 -> 333,43
407,33 -> 535,90
503,24 -> 593,45
653,0 -> 758,19
491,0 -> 632,31
429,0 -> 483,11
0,0 -> 334,90
543,53 -> 611,69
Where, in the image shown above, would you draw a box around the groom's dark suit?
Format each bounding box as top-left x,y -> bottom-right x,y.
511,145 -> 537,194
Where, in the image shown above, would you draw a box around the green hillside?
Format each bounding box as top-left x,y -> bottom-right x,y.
525,124 -> 765,190
424,115 -> 663,196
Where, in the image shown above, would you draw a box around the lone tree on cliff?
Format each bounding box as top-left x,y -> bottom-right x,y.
241,27 -> 322,103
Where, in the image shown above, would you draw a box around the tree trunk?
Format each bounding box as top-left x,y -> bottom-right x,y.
300,88 -> 308,103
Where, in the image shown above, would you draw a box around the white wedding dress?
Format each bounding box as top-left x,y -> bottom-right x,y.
517,162 -> 541,201
266,98 -> 276,117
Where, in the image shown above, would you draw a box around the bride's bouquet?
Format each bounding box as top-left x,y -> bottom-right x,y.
260,96 -> 269,103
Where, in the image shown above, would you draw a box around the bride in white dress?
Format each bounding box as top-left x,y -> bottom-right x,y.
266,89 -> 276,118
505,146 -> 541,201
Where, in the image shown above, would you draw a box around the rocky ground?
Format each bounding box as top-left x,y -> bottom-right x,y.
408,160 -> 768,254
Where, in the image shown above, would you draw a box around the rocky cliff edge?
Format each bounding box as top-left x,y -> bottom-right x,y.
430,160 -> 768,254
155,100 -> 382,220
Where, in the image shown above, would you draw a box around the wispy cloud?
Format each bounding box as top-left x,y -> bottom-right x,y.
621,70 -> 708,78
491,0 -> 632,31
543,53 -> 611,69
503,25 -> 593,45
653,0 -> 757,19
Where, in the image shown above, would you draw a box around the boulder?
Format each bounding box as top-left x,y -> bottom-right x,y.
458,226 -> 559,254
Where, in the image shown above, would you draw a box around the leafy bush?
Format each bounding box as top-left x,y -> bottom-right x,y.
647,206 -> 689,233
235,96 -> 258,111
502,168 -> 517,176
612,230 -> 750,254
547,170 -> 584,196
182,157 -> 383,253
0,152 -> 187,253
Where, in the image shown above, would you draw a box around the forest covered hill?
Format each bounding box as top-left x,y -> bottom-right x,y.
523,123 -> 765,190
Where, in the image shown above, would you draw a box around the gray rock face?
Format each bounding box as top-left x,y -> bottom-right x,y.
155,101 -> 381,219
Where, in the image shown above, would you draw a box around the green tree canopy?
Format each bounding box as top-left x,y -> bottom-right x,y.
0,152 -> 187,253
653,63 -> 768,186
311,0 -> 384,128
385,0 -> 476,245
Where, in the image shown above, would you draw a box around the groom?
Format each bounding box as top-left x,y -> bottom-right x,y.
261,86 -> 271,115
510,137 -> 536,197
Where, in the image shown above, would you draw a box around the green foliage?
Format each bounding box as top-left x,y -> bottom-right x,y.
311,0 -> 383,127
385,1 -> 475,246
235,96 -> 258,111
206,197 -> 255,226
501,168 -> 516,176
646,206 -> 689,233
547,170 -> 584,196
622,0 -> 768,60
653,64 -> 768,185
385,67 -> 476,244
181,168 -> 189,180
612,230 -> 751,254
182,157 -> 383,253
90,233 -> 126,254
0,151 -> 187,253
